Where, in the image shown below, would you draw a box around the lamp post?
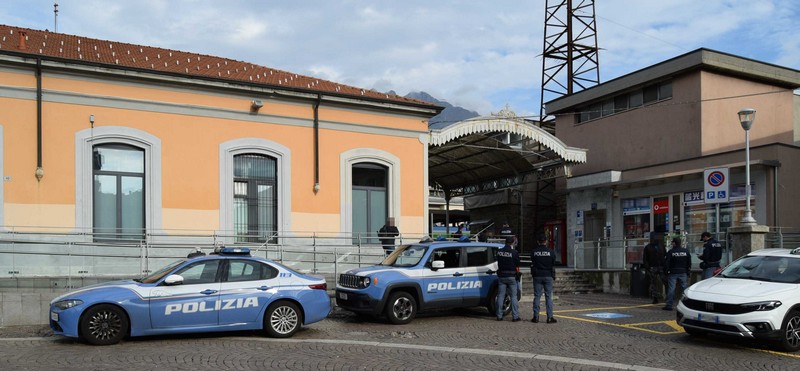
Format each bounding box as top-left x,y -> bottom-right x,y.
738,108 -> 757,225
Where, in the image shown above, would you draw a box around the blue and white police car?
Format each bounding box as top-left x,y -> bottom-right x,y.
335,240 -> 513,324
49,247 -> 331,345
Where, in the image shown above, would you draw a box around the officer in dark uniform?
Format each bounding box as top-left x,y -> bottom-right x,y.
663,237 -> 691,310
698,231 -> 722,280
642,234 -> 666,304
530,233 -> 557,323
495,236 -> 521,321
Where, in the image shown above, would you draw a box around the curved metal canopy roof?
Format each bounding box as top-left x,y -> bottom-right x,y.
428,111 -> 587,195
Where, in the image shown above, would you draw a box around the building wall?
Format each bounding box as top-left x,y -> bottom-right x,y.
699,71 -> 797,155
557,72 -> 702,176
556,65 -> 800,267
0,62 -> 430,238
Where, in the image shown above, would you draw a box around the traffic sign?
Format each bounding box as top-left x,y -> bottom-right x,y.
704,167 -> 729,204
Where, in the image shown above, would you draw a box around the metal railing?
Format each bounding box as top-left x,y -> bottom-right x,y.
0,228 -> 439,282
572,229 -> 800,271
573,232 -> 735,271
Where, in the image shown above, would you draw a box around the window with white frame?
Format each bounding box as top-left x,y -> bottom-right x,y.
219,139 -> 291,243
75,126 -> 162,241
233,153 -> 277,242
92,143 -> 145,241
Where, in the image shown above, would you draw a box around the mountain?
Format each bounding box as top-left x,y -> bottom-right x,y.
396,91 -> 480,129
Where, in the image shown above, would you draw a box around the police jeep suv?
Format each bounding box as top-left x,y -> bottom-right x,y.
335,240 -> 512,324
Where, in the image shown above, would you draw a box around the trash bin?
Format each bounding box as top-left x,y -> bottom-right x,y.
630,263 -> 649,297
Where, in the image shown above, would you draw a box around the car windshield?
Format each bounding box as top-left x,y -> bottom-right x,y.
380,245 -> 428,267
720,255 -> 800,284
136,259 -> 186,284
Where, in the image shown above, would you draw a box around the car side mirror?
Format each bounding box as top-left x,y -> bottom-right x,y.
163,274 -> 184,286
431,260 -> 445,270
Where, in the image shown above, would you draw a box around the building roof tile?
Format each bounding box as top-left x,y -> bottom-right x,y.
0,24 -> 436,109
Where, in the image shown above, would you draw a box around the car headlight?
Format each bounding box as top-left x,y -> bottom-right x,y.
740,300 -> 782,311
53,299 -> 83,310
357,276 -> 371,288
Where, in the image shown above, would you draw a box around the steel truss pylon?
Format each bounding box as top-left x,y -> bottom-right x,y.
539,0 -> 600,125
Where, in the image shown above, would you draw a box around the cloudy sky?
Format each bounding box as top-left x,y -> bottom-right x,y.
1,1 -> 798,118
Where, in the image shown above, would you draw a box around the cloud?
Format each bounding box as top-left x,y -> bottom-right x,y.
2,0 -> 797,117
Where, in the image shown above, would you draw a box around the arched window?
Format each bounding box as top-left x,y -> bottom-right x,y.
76,126 -> 161,242
352,163 -> 388,243
233,154 -> 277,242
92,143 -> 145,240
219,138 -> 291,244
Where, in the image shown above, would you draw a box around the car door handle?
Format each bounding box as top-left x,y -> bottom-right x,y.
453,272 -> 463,277
485,269 -> 496,275
258,286 -> 272,291
200,289 -> 218,295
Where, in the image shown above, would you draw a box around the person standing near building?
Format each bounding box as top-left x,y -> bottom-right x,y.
495,236 -> 521,321
378,217 -> 399,256
530,233 -> 557,323
698,231 -> 722,280
499,222 -> 513,237
663,237 -> 691,311
642,234 -> 667,304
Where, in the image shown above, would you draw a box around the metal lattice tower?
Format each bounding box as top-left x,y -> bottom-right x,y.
539,0 -> 600,125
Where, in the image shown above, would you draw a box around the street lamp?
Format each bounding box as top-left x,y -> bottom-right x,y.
738,108 -> 757,225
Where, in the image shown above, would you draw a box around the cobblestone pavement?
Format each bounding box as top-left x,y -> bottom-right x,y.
1,293 -> 798,370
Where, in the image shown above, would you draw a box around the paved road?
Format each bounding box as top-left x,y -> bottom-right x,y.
1,293 -> 798,370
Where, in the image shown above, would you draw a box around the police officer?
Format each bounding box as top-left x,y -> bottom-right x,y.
698,231 -> 722,280
663,237 -> 691,311
495,236 -> 521,322
530,233 -> 557,323
642,234 -> 666,304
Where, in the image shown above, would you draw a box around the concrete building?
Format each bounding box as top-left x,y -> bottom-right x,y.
546,48 -> 800,267
0,24 -> 441,262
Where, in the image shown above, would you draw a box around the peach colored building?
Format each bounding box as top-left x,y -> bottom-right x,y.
0,25 -> 441,244
546,49 -> 800,266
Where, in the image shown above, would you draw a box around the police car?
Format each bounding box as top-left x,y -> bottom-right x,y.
677,247 -> 800,352
49,247 -> 331,345
335,239 -> 514,324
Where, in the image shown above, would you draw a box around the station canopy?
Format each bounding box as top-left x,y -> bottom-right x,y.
428,109 -> 587,197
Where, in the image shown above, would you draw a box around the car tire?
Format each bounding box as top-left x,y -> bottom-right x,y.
777,310 -> 800,352
487,288 -> 513,317
79,304 -> 128,346
264,301 -> 302,338
385,291 -> 416,324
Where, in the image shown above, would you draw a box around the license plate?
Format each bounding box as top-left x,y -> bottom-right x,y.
338,292 -> 348,300
50,312 -> 59,322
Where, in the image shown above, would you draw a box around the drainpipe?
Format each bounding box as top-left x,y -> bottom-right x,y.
312,94 -> 321,193
35,57 -> 44,181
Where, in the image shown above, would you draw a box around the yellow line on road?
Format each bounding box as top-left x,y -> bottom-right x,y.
552,307 -> 800,359
556,303 -> 657,313
553,313 -> 682,335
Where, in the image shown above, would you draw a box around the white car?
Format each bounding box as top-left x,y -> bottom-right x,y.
677,247 -> 800,352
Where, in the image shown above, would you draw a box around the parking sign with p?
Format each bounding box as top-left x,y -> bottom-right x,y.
704,167 -> 729,204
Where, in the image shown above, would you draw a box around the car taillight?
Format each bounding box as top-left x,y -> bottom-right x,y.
309,283 -> 327,290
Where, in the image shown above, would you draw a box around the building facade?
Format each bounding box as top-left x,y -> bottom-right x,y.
546,49 -> 800,266
0,25 -> 441,248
